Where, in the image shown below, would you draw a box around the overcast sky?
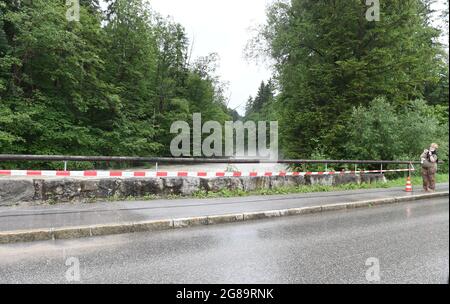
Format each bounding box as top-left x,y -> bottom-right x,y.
150,0 -> 273,115
102,0 -> 448,116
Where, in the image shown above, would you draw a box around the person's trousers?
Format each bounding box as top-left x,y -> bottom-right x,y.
422,166 -> 437,191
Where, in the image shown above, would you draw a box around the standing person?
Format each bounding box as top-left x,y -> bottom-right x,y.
420,143 -> 439,192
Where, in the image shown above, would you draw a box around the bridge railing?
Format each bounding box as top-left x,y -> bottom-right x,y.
0,154 -> 421,171
0,154 -> 420,165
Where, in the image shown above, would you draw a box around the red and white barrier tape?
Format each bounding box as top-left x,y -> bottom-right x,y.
0,168 -> 414,178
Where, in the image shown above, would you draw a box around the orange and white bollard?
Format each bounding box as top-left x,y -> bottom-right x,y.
405,176 -> 413,192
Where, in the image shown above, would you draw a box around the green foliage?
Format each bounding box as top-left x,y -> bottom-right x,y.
345,97 -> 448,169
248,0 -> 449,160
345,97 -> 402,161
245,80 -> 275,118
0,0 -> 231,167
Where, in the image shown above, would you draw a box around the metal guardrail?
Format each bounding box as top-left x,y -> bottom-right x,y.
0,154 -> 421,165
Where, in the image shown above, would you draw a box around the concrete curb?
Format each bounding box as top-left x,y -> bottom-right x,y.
0,191 -> 448,244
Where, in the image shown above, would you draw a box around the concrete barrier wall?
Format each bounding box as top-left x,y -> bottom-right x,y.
0,174 -> 386,206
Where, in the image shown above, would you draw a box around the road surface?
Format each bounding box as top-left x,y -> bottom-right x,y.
1,185 -> 448,232
0,197 -> 448,284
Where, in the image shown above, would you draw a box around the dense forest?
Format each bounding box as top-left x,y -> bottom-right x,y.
0,0 -> 449,168
0,0 -> 233,163
245,0 -> 449,165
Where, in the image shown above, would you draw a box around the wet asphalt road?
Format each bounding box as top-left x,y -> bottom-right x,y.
2,185 -> 448,231
0,198 -> 448,284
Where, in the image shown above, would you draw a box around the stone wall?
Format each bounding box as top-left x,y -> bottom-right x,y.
0,174 -> 387,206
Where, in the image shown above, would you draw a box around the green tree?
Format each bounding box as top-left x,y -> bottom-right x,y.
0,0 -> 234,164
0,0 -> 120,158
250,0 -> 448,159
345,97 -> 448,167
245,80 -> 274,117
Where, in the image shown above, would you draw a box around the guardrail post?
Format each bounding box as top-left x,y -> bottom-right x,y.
64,161 -> 68,172
155,162 -> 158,172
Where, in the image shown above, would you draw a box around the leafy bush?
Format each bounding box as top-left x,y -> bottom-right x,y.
345,97 -> 448,171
